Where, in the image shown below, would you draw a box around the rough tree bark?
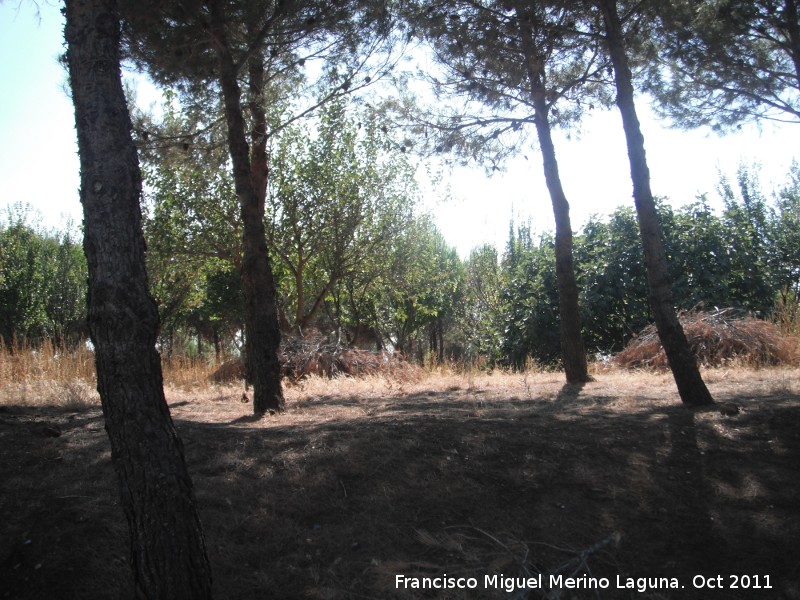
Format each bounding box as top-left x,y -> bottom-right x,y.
64,0 -> 214,596
531,100 -> 591,384
206,0 -> 285,415
519,17 -> 591,384
598,0 -> 715,406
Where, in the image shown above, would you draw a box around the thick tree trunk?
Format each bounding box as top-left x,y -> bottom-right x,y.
64,0 -> 213,597
207,0 -> 284,415
598,0 -> 714,406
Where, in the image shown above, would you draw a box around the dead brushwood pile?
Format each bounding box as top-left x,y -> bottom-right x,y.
211,330 -> 415,383
613,309 -> 800,369
280,332 -> 412,381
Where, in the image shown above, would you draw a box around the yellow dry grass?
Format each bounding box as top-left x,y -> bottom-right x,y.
3,336 -> 799,415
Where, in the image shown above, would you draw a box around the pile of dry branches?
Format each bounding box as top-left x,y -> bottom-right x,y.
211,330 -> 416,383
613,309 -> 800,369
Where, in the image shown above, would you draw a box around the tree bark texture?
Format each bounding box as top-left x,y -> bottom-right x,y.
206,0 -> 284,415
598,0 -> 715,406
532,100 -> 591,383
519,18 -> 591,384
64,0 -> 214,597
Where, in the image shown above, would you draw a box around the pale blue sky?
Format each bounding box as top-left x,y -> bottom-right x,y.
1,1 -> 797,256
0,1 -> 80,229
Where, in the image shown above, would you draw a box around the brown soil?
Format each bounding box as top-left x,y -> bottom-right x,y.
1,368 -> 799,599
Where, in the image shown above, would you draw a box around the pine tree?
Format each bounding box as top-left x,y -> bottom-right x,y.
64,0 -> 213,594
597,0 -> 715,406
405,0 -> 614,382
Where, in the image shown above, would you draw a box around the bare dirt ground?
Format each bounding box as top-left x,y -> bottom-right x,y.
1,367 -> 799,599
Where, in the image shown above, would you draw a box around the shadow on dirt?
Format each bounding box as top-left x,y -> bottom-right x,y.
2,384 -> 799,600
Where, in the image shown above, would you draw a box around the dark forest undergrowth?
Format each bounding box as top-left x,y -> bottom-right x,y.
1,368 -> 799,599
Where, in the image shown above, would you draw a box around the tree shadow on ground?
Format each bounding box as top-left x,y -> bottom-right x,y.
2,383 -> 799,600
178,385 -> 800,599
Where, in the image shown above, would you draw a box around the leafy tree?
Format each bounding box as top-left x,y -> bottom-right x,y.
772,162 -> 800,321
717,165 -> 776,315
42,224 -> 88,347
499,164 -> 800,361
374,216 -> 464,359
461,244 -> 505,364
0,205 -> 87,348
0,208 -> 49,346
648,0 -> 800,128
267,99 -> 416,331
597,0 -> 715,406
64,0 -> 212,595
575,206 -> 650,353
501,228 -> 562,368
658,198 -> 739,315
140,95 -> 244,356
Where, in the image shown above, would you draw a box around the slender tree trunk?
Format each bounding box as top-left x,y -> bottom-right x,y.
519,18 -> 591,384
64,0 -> 213,597
531,99 -> 591,383
295,263 -> 305,328
598,0 -> 714,406
438,316 -> 444,363
207,0 -> 284,415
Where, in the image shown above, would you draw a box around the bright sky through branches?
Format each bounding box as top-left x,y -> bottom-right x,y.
1,2 -> 797,257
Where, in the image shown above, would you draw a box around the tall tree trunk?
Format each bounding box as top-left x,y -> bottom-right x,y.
519,18 -> 591,384
64,0 -> 213,597
206,0 -> 284,415
598,0 -> 714,406
532,99 -> 591,383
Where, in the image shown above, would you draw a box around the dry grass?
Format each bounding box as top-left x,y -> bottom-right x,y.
0,341 -> 231,406
613,309 -> 800,370
0,340 -> 99,409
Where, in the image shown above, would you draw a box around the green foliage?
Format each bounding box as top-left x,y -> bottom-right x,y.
664,199 -> 731,309
772,162 -> 800,306
575,206 -> 650,354
497,164 -> 800,362
372,216 -> 464,357
716,165 -> 775,315
139,94 -> 458,357
460,245 -> 505,363
42,227 -> 88,347
267,99 -> 418,329
501,227 -> 561,368
139,93 -> 245,354
0,204 -> 87,348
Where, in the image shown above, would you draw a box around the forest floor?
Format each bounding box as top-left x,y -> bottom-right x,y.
1,367 -> 799,600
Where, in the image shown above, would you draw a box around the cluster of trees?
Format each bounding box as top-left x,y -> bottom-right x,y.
8,160 -> 798,372
0,205 -> 86,348
52,0 -> 800,595
139,95 -> 465,362
495,164 -> 800,367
